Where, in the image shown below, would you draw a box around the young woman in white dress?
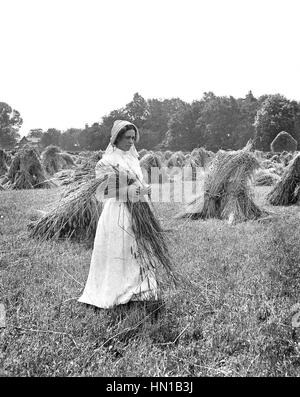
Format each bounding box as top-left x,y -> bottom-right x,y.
78,120 -> 158,309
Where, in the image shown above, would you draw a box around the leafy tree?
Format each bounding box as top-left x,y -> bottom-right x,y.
28,128 -> 44,138
136,98 -> 185,149
162,101 -> 205,150
124,93 -> 149,127
196,94 -> 240,151
233,91 -> 259,148
77,123 -> 107,151
0,102 -> 23,148
60,128 -> 81,151
291,101 -> 300,147
254,94 -> 299,151
40,128 -> 62,148
100,108 -> 128,140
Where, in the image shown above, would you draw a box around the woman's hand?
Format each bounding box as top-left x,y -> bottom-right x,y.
127,184 -> 141,202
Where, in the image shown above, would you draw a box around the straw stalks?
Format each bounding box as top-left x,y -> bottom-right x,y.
28,176 -> 107,241
167,151 -> 185,168
28,164 -> 176,284
140,153 -> 163,183
177,143 -> 267,224
271,131 -> 298,153
254,169 -> 281,186
267,153 -> 300,206
42,145 -> 75,175
0,149 -> 8,176
7,145 -> 54,189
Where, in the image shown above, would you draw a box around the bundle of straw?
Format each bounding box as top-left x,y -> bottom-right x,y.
42,145 -> 75,175
190,147 -> 211,168
167,151 -> 185,168
270,154 -> 281,164
127,199 -> 176,285
60,152 -> 76,167
163,150 -> 173,161
185,148 -> 211,181
254,169 -> 281,186
138,148 -> 148,159
177,142 -> 267,223
7,145 -> 54,189
280,152 -> 293,167
267,153 -> 300,206
28,175 -> 107,241
271,131 -> 298,153
0,149 -> 8,176
140,152 -> 162,183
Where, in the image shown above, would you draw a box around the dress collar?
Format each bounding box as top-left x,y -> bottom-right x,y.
115,147 -> 130,156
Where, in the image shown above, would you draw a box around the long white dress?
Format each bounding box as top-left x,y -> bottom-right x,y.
78,147 -> 158,309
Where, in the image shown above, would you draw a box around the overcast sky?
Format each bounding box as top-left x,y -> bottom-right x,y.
1,0 -> 300,136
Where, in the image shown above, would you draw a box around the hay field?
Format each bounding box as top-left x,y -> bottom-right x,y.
1,182 -> 300,377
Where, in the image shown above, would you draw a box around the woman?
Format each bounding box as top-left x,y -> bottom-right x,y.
78,120 -> 158,309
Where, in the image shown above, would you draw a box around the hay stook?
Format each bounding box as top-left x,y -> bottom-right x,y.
42,145 -> 76,175
140,152 -> 163,184
267,153 -> 300,206
7,145 -> 54,189
0,149 -> 8,176
270,131 -> 298,153
254,169 -> 281,186
177,142 -> 268,224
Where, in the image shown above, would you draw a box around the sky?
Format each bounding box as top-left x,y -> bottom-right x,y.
1,0 -> 300,136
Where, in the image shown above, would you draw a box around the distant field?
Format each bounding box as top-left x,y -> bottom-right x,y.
1,184 -> 300,376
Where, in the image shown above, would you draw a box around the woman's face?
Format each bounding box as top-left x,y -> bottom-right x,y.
115,129 -> 136,151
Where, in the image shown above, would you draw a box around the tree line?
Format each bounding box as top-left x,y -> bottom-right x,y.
1,91 -> 300,152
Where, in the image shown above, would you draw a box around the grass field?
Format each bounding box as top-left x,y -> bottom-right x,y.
1,183 -> 300,376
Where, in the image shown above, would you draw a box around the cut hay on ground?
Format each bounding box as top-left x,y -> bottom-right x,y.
6,145 -> 54,189
177,143 -> 268,224
267,153 -> 300,206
